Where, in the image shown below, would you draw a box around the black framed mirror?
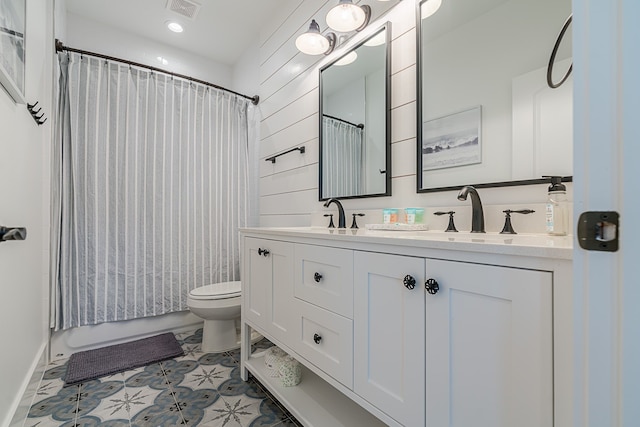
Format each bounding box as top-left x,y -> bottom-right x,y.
319,23 -> 391,201
416,0 -> 573,192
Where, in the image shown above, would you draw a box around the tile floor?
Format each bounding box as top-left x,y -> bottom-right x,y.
26,329 -> 302,426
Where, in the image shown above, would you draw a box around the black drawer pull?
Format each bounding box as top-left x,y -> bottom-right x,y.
403,275 -> 416,290
313,333 -> 322,344
314,272 -> 323,282
258,248 -> 270,257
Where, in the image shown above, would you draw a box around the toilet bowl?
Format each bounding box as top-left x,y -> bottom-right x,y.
187,281 -> 244,353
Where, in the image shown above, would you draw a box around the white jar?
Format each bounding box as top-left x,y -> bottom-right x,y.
279,356 -> 302,387
264,347 -> 287,377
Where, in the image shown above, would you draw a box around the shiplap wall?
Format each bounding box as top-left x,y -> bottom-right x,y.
256,0 -> 565,232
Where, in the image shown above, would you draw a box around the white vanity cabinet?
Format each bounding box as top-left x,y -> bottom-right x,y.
353,253 -> 553,427
353,252 -> 426,427
243,237 -> 296,345
240,228 -> 572,427
291,244 -> 354,388
425,260 -> 553,427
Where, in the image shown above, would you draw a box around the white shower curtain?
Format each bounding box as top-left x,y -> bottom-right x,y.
322,116 -> 364,197
51,52 -> 253,330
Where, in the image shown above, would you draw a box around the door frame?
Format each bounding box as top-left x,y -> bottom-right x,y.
572,0 -> 640,425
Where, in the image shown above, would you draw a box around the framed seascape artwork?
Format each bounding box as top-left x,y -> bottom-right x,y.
0,0 -> 26,104
421,106 -> 481,171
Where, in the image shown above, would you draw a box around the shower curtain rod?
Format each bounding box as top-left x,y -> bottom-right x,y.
322,113 -> 364,129
55,39 -> 260,105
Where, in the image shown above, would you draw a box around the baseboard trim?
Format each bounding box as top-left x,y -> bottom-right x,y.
6,340 -> 48,427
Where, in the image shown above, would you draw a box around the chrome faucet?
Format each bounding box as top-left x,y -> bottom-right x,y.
323,198 -> 346,228
457,186 -> 485,233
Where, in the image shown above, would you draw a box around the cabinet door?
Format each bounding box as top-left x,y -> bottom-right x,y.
354,252 -> 425,427
425,260 -> 552,427
243,238 -> 295,343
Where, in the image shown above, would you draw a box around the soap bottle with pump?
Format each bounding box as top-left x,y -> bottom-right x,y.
544,176 -> 568,236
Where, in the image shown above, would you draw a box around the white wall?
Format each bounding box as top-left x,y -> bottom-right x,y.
325,78 -> 365,123
232,38 -> 260,96
65,12 -> 232,86
0,1 -> 54,425
365,67 -> 386,194
54,0 -> 67,40
257,0 -> 570,232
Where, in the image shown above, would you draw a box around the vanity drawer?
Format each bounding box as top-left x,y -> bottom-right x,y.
294,244 -> 353,317
292,299 -> 353,389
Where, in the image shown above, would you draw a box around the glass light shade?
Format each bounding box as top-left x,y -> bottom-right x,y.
296,20 -> 332,55
334,51 -> 358,66
326,1 -> 366,32
364,30 -> 386,47
421,0 -> 443,20
296,32 -> 331,55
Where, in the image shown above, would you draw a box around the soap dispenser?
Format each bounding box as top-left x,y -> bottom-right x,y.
544,176 -> 568,236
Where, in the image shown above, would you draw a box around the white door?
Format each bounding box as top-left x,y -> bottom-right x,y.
353,251 -> 425,427
572,1 -> 640,425
425,260 -> 552,427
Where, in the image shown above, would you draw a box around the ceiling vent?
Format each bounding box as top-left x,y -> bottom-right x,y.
166,0 -> 201,20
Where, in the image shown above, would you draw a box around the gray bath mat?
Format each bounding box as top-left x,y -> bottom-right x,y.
64,332 -> 184,385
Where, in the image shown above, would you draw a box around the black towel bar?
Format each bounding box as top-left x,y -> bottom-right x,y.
265,146 -> 305,164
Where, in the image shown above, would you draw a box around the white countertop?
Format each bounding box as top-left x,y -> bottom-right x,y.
240,227 -> 573,260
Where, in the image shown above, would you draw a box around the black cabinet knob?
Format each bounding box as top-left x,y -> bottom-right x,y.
314,272 -> 323,282
425,278 -> 440,295
313,333 -> 322,344
258,248 -> 270,257
403,275 -> 416,290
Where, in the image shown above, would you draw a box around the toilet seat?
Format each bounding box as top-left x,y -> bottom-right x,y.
188,281 -> 241,301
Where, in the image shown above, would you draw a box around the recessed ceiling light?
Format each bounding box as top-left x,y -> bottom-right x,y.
166,21 -> 184,33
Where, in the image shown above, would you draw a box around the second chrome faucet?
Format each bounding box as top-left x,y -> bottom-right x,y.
457,185 -> 485,233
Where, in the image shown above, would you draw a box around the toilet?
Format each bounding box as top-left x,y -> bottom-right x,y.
187,281 -> 244,353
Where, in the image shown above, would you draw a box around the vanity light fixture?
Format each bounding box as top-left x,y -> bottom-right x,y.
421,0 -> 443,20
295,19 -> 336,55
334,50 -> 358,66
363,30 -> 386,47
326,0 -> 372,33
166,21 -> 184,33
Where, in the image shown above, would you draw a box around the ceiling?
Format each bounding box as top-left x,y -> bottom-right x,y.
65,0 -> 286,66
